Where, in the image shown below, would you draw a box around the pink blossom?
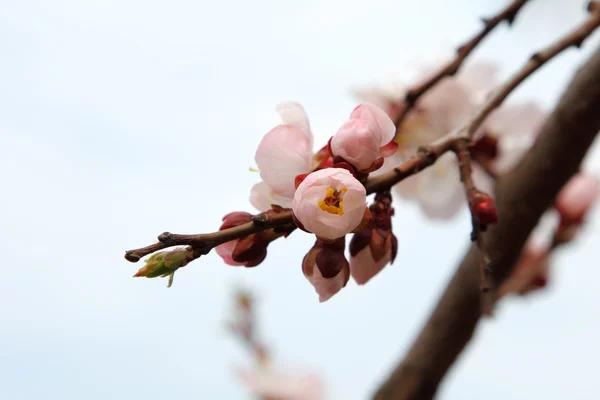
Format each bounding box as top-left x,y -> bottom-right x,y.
254,102 -> 314,201
555,173 -> 600,225
355,62 -> 498,220
292,168 -> 367,241
236,367 -> 325,400
330,103 -> 396,171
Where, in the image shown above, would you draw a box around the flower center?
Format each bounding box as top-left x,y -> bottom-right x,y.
318,187 -> 347,215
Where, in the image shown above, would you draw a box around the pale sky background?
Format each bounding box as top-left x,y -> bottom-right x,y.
2,0 -> 600,399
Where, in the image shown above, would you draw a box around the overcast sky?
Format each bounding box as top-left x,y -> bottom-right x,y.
2,0 -> 600,399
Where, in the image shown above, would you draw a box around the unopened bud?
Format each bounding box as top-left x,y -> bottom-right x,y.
302,237 -> 350,302
469,191 -> 498,225
133,247 -> 193,279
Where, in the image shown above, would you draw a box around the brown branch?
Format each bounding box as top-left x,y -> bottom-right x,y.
372,42 -> 600,400
452,139 -> 494,295
124,211 -> 295,262
394,0 -> 530,130
125,137 -> 465,264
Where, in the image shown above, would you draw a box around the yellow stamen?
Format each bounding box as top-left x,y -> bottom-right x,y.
248,166 -> 260,173
317,186 -> 347,215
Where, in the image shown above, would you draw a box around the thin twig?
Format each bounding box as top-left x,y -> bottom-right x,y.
452,139 -> 494,295
124,212 -> 295,262
455,0 -> 600,139
394,0 -> 530,130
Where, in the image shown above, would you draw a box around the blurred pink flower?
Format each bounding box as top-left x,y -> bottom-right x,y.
474,102 -> 547,175
355,62 -> 499,219
555,173 -> 600,225
292,168 -> 367,241
236,367 -> 325,400
394,152 -> 465,219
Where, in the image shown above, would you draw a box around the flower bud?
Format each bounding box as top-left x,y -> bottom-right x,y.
133,247 -> 194,279
469,190 -> 498,225
292,168 -> 368,241
349,191 -> 398,284
302,237 -> 350,302
215,208 -> 292,267
330,103 -> 396,171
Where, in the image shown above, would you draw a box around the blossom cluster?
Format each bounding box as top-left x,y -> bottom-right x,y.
207,61 -> 600,303
218,102 -> 400,301
133,60 -> 600,304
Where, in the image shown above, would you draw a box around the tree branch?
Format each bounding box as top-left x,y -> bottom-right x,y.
372,43 -> 600,400
124,2 -> 600,268
394,0 -> 531,130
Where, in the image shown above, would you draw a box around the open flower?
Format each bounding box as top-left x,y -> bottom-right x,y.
292,168 -> 368,241
302,238 -> 350,302
330,103 -> 397,171
252,102 -> 315,211
236,367 -> 324,400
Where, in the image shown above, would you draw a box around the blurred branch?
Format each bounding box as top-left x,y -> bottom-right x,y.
394,0 -> 531,130
373,41 -> 600,400
455,0 -> 600,139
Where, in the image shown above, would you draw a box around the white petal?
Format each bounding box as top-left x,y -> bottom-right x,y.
414,153 -> 465,219
276,101 -> 313,147
486,102 -> 546,138
255,124 -> 313,198
457,62 -> 500,103
236,367 -> 324,400
250,182 -> 292,211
